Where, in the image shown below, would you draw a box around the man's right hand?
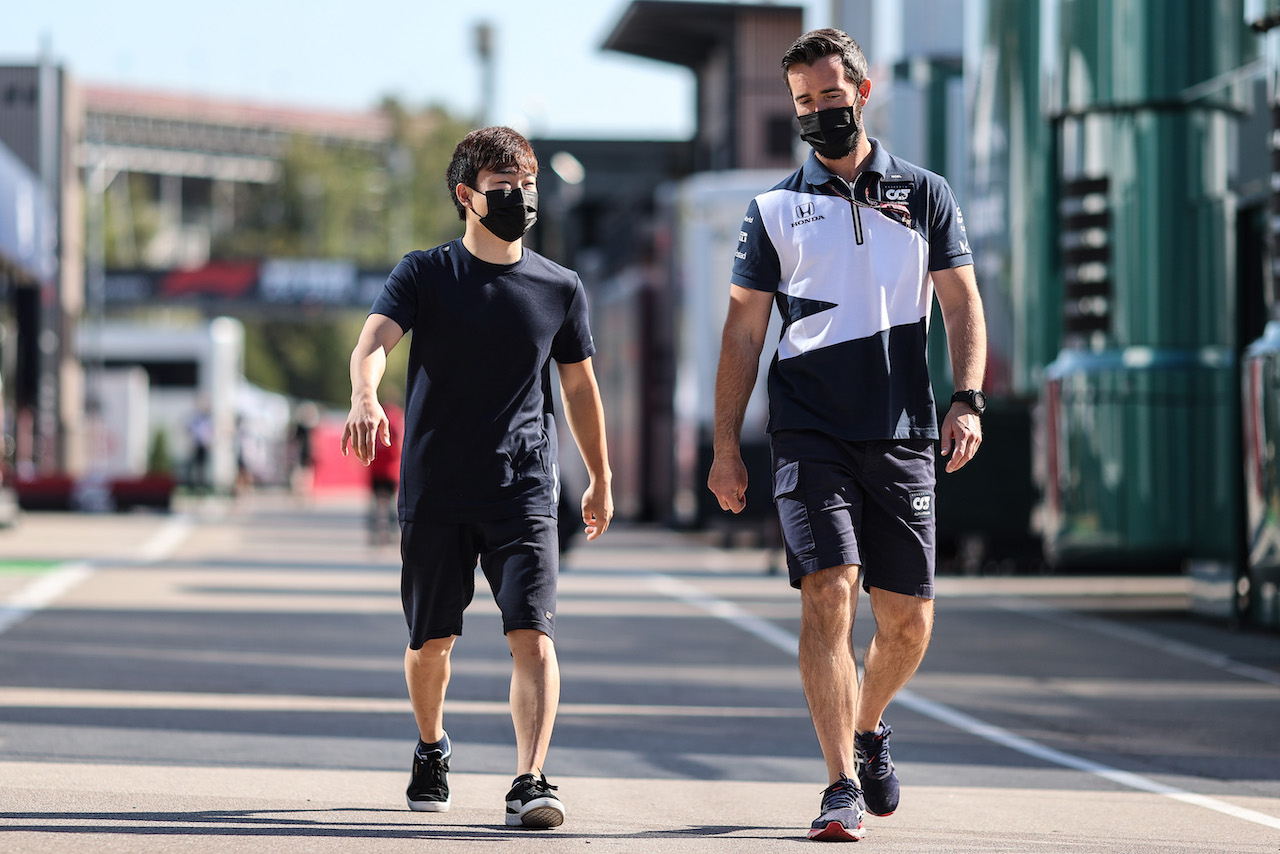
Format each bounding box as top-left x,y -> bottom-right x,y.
341,396 -> 390,465
708,454 -> 749,514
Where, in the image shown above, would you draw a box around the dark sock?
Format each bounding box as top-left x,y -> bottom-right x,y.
417,732 -> 451,758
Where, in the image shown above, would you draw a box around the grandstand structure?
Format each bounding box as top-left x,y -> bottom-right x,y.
80,84 -> 392,269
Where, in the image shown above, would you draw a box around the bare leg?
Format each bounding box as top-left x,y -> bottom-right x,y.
405,637 -> 456,743
855,588 -> 934,733
507,629 -> 560,776
798,564 -> 861,784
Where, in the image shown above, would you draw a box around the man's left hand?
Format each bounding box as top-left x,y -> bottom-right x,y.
581,479 -> 614,541
939,403 -> 982,473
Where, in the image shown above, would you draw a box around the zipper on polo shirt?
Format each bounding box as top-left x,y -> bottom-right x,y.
824,179 -> 865,246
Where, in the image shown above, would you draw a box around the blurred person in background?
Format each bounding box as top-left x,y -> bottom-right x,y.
233,415 -> 254,496
367,395 -> 402,546
708,28 -> 987,842
290,401 -> 319,502
0,371 -> 11,528
0,370 -> 8,503
342,126 -> 612,830
187,403 -> 213,494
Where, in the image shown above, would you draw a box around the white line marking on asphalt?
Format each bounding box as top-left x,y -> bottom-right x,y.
0,562 -> 94,635
0,687 -> 809,719
137,514 -> 195,564
647,572 -> 1280,833
993,599 -> 1280,688
0,513 -> 195,639
648,573 -> 799,656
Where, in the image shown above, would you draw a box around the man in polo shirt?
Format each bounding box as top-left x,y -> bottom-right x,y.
708,28 -> 987,842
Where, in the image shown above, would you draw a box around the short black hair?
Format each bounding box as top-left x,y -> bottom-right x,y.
444,126 -> 539,220
781,28 -> 868,93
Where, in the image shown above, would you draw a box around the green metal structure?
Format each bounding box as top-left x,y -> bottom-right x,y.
1240,0 -> 1280,627
1041,0 -> 1250,573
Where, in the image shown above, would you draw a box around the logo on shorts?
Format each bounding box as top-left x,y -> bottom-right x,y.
909,491 -> 932,518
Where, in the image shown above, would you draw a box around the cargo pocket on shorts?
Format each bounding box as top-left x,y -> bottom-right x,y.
773,460 -> 815,560
773,460 -> 800,500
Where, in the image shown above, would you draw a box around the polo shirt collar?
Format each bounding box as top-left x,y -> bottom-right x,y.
801,137 -> 900,189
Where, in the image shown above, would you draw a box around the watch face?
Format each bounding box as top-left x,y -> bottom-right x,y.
954,390 -> 985,413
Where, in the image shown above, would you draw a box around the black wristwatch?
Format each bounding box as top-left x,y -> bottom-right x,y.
951,389 -> 986,416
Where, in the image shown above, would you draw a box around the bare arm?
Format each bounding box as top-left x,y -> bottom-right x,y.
932,264 -> 987,473
557,357 -> 614,540
707,284 -> 774,513
341,314 -> 405,465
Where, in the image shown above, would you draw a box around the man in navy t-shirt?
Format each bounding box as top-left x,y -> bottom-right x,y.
708,29 -> 988,842
342,126 -> 613,830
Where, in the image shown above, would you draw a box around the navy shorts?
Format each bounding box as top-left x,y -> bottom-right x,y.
770,430 -> 936,598
400,515 -> 559,648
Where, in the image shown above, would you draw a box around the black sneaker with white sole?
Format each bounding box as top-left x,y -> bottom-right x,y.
406,737 -> 450,812
504,773 -> 565,828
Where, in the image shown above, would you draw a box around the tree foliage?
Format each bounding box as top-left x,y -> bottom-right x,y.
225,100 -> 470,405
241,312 -> 412,408
213,102 -> 472,266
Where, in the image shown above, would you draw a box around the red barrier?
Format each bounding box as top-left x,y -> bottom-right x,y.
310,417 -> 377,493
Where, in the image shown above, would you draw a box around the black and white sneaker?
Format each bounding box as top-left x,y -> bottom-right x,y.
504,773 -> 565,828
406,737 -> 450,812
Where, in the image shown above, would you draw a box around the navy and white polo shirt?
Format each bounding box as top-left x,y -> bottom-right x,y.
731,140 -> 972,441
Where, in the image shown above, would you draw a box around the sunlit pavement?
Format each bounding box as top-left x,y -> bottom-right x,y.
1,489 -> 1278,853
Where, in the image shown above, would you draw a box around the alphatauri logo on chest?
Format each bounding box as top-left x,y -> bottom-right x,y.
881,182 -> 913,203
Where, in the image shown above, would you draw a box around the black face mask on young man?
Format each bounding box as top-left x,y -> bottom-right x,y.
798,105 -> 861,160
474,187 -> 538,242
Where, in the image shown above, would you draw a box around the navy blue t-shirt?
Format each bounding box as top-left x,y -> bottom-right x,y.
371,239 -> 596,522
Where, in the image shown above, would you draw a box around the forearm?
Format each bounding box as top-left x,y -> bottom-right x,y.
941,288 -> 987,390
562,382 -> 612,484
712,335 -> 760,456
350,338 -> 388,403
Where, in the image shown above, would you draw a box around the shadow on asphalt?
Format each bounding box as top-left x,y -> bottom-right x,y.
0,810 -> 810,842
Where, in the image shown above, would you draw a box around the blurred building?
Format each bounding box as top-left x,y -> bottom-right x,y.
603,0 -> 803,172
0,67 -> 396,482
0,132 -> 54,504
80,84 -> 391,271
0,62 -> 83,478
527,138 -> 693,282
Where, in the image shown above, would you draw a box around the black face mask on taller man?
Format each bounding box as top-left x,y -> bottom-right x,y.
474,187 -> 538,243
798,105 -> 861,161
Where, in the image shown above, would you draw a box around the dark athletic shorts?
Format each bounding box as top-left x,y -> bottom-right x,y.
400,515 -> 558,648
770,430 -> 936,598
